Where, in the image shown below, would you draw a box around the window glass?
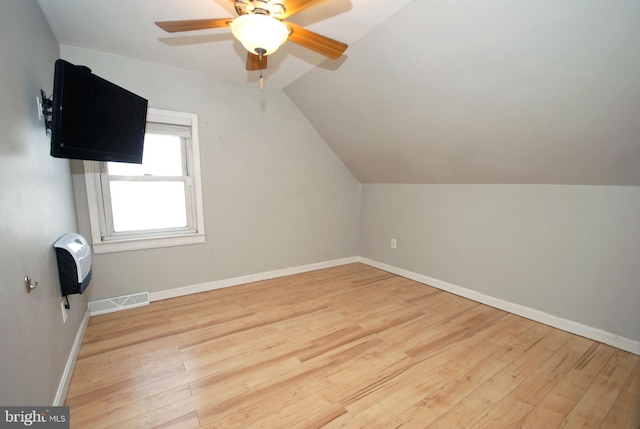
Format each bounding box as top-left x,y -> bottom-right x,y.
107,134 -> 183,177
109,181 -> 187,232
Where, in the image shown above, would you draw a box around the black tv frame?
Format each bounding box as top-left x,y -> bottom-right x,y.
42,59 -> 148,164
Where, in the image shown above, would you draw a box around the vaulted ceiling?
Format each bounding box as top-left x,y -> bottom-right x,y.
38,0 -> 640,185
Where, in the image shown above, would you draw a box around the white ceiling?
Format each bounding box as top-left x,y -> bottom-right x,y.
38,0 -> 416,89
38,0 -> 640,185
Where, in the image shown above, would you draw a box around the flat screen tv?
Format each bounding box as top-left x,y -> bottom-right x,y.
48,59 -> 148,164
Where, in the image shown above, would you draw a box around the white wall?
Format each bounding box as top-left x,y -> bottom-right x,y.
361,184 -> 640,345
0,0 -> 87,405
285,0 -> 640,186
61,46 -> 362,301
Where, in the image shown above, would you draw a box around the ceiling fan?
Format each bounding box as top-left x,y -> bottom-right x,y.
155,0 -> 348,74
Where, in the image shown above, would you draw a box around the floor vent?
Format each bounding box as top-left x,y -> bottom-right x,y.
88,292 -> 150,316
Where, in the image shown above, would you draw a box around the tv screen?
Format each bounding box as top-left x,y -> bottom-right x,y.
49,59 -> 148,164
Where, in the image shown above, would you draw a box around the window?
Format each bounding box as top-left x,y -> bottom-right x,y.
84,108 -> 205,253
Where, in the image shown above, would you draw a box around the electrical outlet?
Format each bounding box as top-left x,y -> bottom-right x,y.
391,238 -> 397,249
61,301 -> 69,323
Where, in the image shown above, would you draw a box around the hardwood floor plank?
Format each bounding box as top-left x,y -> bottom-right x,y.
520,342 -> 616,427
73,385 -> 193,429
247,393 -> 334,429
379,333 -> 531,429
457,333 -> 589,428
509,333 -> 593,406
405,306 -> 508,359
198,333 -> 394,427
291,403 -> 350,429
67,347 -> 185,401
189,354 -> 303,397
377,316 -> 548,428
340,313 -> 521,418
600,359 -> 640,428
66,360 -> 186,408
64,263 -> 639,428
424,326 -> 566,428
151,411 -> 200,429
198,363 -> 335,427
120,406 -> 200,429
599,390 -> 640,429
558,348 -> 638,428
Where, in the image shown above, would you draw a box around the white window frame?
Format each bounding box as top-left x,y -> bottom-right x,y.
84,108 -> 205,254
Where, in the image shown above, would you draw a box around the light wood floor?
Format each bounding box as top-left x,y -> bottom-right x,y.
65,263 -> 640,428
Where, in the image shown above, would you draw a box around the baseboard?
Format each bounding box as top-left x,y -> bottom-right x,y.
149,257 -> 361,302
359,257 -> 640,356
53,307 -> 91,406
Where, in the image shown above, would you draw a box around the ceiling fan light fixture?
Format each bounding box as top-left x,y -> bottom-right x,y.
230,14 -> 288,56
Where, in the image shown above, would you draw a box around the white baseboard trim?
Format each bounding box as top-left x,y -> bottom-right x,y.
149,257 -> 361,302
359,257 -> 640,356
53,307 -> 91,406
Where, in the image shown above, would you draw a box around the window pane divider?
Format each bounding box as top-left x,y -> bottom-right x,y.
107,175 -> 188,182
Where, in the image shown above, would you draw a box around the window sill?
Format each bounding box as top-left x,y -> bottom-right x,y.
91,233 -> 205,254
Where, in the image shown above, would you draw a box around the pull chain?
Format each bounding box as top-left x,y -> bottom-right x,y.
256,47 -> 266,90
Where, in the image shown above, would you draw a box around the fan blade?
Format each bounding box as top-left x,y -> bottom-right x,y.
281,0 -> 325,18
286,23 -> 347,60
246,52 -> 268,70
155,18 -> 232,33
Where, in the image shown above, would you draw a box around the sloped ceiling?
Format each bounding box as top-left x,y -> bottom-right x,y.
38,0 -> 640,185
285,0 -> 640,184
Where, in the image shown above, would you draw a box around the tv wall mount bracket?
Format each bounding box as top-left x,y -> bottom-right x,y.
40,89 -> 53,135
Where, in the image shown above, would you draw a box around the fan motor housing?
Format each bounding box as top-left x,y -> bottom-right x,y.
235,0 -> 285,19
